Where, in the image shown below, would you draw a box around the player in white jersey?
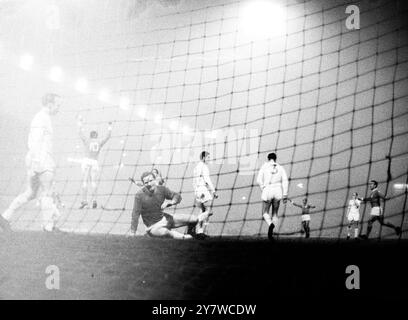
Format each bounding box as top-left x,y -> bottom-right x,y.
77,118 -> 112,209
346,192 -> 361,239
0,93 -> 62,233
257,152 -> 289,240
192,151 -> 218,239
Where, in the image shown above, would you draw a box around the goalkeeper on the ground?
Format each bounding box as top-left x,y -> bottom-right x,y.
130,171 -> 210,239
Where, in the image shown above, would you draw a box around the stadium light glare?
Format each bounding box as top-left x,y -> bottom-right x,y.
154,113 -> 162,124
19,54 -> 34,71
119,96 -> 130,110
169,120 -> 178,131
205,130 -> 218,139
49,66 -> 63,82
98,88 -> 111,102
182,125 -> 192,135
75,77 -> 88,93
137,106 -> 147,118
239,1 -> 287,39
394,183 -> 407,190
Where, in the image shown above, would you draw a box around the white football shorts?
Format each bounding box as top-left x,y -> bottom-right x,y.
261,184 -> 283,202
347,211 -> 360,222
25,152 -> 55,176
81,158 -> 100,174
370,207 -> 382,216
194,186 -> 213,204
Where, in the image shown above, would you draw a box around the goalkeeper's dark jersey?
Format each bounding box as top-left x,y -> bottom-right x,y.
362,188 -> 385,208
131,185 -> 182,230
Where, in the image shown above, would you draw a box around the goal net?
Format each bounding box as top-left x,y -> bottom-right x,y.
0,0 -> 407,238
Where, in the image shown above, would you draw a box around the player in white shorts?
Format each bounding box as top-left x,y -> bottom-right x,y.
257,152 -> 289,240
289,197 -> 316,238
346,192 -> 361,239
192,151 -> 218,239
78,118 -> 112,209
0,93 -> 63,233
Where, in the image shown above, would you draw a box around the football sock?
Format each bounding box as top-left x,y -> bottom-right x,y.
263,213 -> 272,226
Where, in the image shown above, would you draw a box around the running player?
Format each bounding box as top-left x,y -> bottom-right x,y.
346,192 -> 361,239
289,198 -> 315,238
78,118 -> 112,209
193,151 -> 218,239
0,93 -> 63,232
257,152 -> 289,240
130,171 -> 211,239
359,180 -> 401,239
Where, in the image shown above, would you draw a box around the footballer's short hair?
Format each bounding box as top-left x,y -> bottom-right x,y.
200,151 -> 209,160
370,180 -> 378,187
42,93 -> 61,106
267,152 -> 277,161
140,171 -> 154,183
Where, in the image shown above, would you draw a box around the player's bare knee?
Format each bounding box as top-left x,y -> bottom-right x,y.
150,228 -> 170,238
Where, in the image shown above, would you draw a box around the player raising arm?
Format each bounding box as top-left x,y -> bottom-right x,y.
77,117 -> 112,209
289,198 -> 315,238
257,152 -> 288,240
131,171 -> 211,239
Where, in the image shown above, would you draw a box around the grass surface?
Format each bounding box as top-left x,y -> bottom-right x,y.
0,231 -> 407,300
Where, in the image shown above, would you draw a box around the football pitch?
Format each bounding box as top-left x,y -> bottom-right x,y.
0,231 -> 406,300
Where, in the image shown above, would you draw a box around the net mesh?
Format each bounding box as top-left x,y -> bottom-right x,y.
0,0 -> 407,238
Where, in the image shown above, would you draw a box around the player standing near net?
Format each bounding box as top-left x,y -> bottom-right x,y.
0,93 -> 63,233
359,180 -> 401,239
257,152 -> 289,240
289,198 -> 315,238
77,117 -> 112,209
193,151 -> 218,239
131,171 -> 211,239
345,192 -> 361,240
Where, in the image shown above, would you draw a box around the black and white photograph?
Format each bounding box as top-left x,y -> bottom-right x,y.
0,0 -> 407,309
